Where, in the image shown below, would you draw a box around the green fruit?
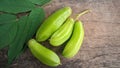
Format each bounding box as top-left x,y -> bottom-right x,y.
28,39 -> 60,66
62,21 -> 84,58
36,7 -> 72,42
50,18 -> 74,46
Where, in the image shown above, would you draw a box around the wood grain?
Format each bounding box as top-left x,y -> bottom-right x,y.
0,0 -> 120,68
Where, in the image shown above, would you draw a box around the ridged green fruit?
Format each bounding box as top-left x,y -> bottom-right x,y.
49,18 -> 74,46
28,39 -> 60,66
36,7 -> 72,42
62,21 -> 84,58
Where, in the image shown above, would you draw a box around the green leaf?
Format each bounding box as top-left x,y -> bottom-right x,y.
29,0 -> 51,6
0,14 -> 17,49
8,16 -> 28,64
8,8 -> 45,64
8,23 -> 18,44
26,7 -> 45,41
0,22 -> 17,49
0,14 -> 17,24
0,24 -> 9,49
0,0 -> 35,13
22,7 -> 45,52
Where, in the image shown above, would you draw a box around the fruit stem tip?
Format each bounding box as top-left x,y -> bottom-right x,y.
75,9 -> 91,21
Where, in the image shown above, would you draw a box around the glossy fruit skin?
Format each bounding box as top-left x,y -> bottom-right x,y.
28,39 -> 60,66
49,18 -> 74,46
36,7 -> 72,42
62,20 -> 84,58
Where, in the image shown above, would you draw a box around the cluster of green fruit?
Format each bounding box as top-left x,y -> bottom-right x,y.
28,7 -> 89,67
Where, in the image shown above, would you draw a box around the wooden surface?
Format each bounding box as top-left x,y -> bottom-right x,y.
0,0 -> 120,68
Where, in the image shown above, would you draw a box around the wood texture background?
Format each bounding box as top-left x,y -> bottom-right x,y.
0,0 -> 120,68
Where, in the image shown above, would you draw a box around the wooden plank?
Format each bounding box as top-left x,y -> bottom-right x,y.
0,0 -> 120,68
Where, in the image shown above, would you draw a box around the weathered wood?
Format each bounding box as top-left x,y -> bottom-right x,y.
0,0 -> 120,68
